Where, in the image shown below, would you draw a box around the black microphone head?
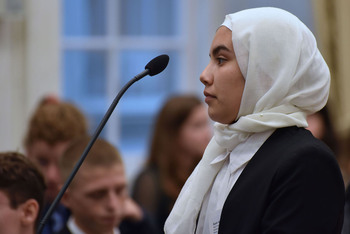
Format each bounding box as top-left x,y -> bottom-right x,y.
145,54 -> 169,76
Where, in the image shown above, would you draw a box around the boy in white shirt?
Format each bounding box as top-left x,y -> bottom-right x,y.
59,137 -> 148,234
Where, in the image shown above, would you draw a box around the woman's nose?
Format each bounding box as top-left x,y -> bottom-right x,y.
199,64 -> 212,86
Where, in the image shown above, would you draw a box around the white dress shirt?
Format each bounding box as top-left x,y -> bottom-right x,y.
67,216 -> 120,234
196,130 -> 274,234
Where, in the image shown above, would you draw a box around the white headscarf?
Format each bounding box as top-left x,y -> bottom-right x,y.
164,7 -> 330,234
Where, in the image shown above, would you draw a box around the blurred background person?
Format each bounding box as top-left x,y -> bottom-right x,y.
59,136 -> 157,234
0,152 -> 46,234
23,95 -> 89,234
307,105 -> 339,157
132,94 -> 212,233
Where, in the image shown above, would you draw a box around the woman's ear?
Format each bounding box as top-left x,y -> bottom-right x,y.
20,199 -> 39,227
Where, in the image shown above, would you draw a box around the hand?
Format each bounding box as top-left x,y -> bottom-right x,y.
123,197 -> 143,221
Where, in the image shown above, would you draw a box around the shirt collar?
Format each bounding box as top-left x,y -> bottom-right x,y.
210,130 -> 274,174
67,216 -> 120,234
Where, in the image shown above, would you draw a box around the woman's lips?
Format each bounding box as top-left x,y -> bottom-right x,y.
204,90 -> 215,103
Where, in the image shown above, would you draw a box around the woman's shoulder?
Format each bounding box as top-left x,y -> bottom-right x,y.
264,126 -> 335,158
259,127 -> 342,182
251,126 -> 340,178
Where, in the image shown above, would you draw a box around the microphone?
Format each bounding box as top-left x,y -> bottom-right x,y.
146,54 -> 170,76
36,54 -> 169,234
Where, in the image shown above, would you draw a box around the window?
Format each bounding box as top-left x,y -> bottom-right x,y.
62,0 -> 188,163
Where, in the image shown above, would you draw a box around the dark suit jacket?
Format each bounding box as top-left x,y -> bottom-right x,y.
219,127 -> 345,234
341,184 -> 350,234
54,225 -> 70,234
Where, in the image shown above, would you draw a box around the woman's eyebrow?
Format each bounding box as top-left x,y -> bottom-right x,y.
210,45 -> 230,57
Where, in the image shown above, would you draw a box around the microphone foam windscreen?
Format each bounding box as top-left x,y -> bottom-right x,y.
145,54 -> 170,76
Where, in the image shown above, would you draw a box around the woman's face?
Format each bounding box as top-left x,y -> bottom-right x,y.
200,26 -> 245,124
176,104 -> 212,178
178,104 -> 212,157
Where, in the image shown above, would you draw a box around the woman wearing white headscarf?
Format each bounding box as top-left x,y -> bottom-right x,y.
164,7 -> 344,234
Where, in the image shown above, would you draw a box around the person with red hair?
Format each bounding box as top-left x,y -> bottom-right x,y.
24,95 -> 88,234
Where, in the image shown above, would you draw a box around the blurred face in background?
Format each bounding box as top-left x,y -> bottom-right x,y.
27,140 -> 69,203
0,191 -> 21,234
0,191 -> 38,234
177,104 -> 212,171
62,164 -> 127,234
306,112 -> 325,139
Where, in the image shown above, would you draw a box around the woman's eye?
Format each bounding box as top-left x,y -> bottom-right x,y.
217,58 -> 225,64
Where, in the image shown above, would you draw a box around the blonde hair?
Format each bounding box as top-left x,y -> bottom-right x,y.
60,136 -> 123,184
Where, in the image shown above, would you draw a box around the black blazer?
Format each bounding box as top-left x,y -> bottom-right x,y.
219,127 -> 345,234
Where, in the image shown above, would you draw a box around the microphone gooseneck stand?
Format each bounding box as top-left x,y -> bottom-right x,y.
36,54 -> 169,234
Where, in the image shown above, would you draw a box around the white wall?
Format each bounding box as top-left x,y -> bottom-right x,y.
0,0 -> 60,153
